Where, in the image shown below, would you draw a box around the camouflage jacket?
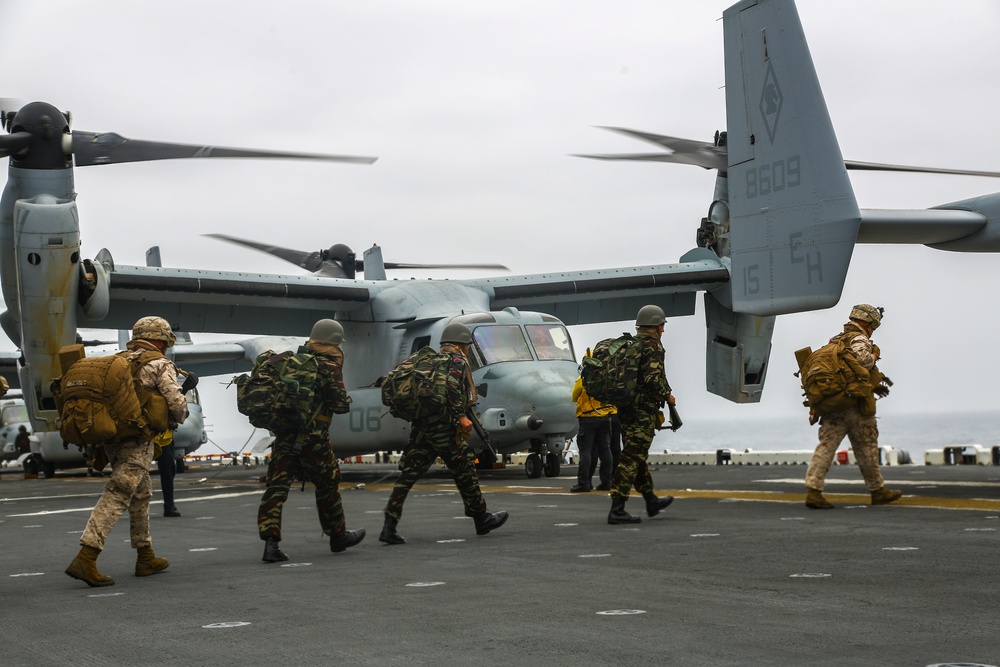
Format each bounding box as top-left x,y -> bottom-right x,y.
835,322 -> 875,369
439,343 -> 474,425
125,339 -> 188,425
632,329 -> 672,413
285,342 -> 352,443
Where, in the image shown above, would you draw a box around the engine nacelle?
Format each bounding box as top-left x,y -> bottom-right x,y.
13,194 -> 81,428
931,192 -> 1000,252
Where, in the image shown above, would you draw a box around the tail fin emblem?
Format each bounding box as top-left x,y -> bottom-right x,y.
758,63 -> 783,144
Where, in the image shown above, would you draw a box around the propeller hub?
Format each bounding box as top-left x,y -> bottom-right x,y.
7,102 -> 72,169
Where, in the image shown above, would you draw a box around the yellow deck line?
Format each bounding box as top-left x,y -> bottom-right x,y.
44,477 -> 1000,512
360,483 -> 1000,511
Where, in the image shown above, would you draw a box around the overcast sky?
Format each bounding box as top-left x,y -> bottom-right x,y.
3,1 -> 1000,452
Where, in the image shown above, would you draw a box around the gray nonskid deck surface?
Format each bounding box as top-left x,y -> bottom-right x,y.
2,463 -> 998,667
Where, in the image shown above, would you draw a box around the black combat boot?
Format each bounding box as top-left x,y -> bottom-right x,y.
473,510 -> 509,536
262,537 -> 289,563
379,517 -> 406,545
330,529 -> 366,553
608,497 -> 641,525
642,491 -> 674,517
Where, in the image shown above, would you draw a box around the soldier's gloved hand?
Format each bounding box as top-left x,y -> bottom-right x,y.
874,385 -> 890,398
181,372 -> 199,394
656,411 -> 666,429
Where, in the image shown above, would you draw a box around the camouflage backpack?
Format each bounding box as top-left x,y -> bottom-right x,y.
234,350 -> 324,432
380,346 -> 452,422
795,333 -> 872,416
53,354 -> 146,446
580,333 -> 642,406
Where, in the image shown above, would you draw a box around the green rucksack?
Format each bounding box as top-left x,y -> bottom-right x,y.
380,346 -> 452,422
795,334 -> 872,416
235,350 -> 324,432
580,333 -> 642,406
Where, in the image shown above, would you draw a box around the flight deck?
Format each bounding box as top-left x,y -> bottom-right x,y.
2,461 -> 997,667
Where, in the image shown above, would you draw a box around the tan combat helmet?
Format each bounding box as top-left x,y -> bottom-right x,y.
132,316 -> 176,347
440,321 -> 473,345
849,304 -> 883,330
310,319 -> 345,345
635,304 -> 666,327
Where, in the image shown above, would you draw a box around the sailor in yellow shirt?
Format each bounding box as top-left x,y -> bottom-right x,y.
570,376 -> 617,492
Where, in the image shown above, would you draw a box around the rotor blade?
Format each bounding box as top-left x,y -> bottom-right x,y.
583,125 -> 1000,179
845,160 -> 1000,178
71,130 -> 377,167
204,233 -> 330,273
0,131 -> 32,158
381,262 -> 510,271
583,127 -> 728,171
573,152 -> 722,169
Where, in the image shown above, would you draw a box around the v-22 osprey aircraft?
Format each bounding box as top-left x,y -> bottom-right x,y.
3,0 -> 1000,477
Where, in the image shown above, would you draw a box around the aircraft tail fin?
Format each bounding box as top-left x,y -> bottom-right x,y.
721,0 -> 860,316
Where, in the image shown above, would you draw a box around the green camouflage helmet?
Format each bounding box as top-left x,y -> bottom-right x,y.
440,321 -> 473,345
132,316 -> 176,347
849,304 -> 883,329
635,304 -> 666,327
310,319 -> 345,345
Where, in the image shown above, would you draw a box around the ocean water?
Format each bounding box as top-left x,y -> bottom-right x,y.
203,410 -> 1000,465
651,410 -> 1000,464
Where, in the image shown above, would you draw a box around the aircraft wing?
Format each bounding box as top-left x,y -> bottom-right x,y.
170,336 -> 302,376
459,249 -> 729,326
79,264 -> 375,336
857,208 -> 988,246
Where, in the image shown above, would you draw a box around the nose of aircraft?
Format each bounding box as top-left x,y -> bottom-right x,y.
479,362 -> 580,441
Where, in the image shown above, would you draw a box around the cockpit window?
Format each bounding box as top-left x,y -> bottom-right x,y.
1,404 -> 29,426
472,326 -> 533,364
525,324 -> 575,361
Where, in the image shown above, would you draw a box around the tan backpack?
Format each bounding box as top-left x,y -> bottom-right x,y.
794,333 -> 872,417
53,348 -> 170,445
54,355 -> 146,445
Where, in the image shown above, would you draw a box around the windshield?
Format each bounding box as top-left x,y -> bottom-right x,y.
525,324 -> 575,361
472,326 -> 533,364
1,404 -> 29,426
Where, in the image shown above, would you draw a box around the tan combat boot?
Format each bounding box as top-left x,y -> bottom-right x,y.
135,546 -> 170,576
805,488 -> 835,509
871,487 -> 903,505
65,545 -> 115,587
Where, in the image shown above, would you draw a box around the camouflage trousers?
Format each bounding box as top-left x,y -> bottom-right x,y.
805,404 -> 884,492
610,409 -> 657,500
80,439 -> 154,551
258,437 -> 345,541
384,420 -> 487,522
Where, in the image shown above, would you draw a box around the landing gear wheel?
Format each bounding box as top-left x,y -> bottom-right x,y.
42,460 -> 56,478
176,458 -> 187,473
544,452 -> 561,478
524,453 -> 542,479
23,455 -> 40,477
